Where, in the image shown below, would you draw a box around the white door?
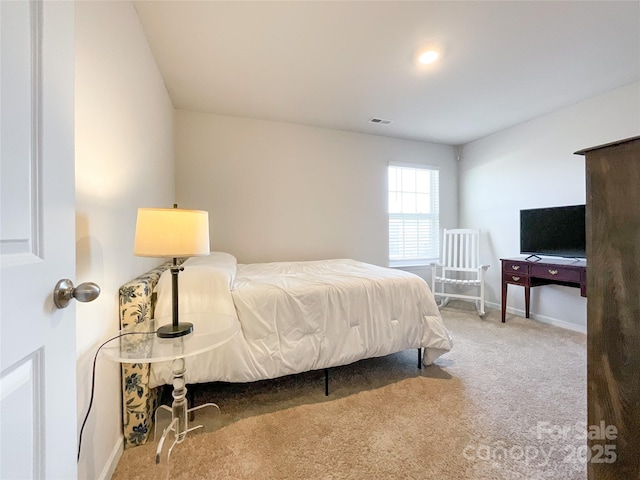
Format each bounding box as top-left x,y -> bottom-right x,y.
1,1 -> 77,478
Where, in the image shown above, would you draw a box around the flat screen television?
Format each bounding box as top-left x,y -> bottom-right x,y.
520,204 -> 586,258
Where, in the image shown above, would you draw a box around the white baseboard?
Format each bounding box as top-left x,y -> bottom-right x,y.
99,435 -> 124,480
485,301 -> 586,334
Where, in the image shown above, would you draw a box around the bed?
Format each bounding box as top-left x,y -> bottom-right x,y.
118,253 -> 452,447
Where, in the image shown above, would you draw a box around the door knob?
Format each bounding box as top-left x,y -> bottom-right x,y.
53,279 -> 101,309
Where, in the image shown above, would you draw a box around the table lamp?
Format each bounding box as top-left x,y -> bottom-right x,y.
134,205 -> 210,338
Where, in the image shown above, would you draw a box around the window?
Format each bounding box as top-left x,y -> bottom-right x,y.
388,164 -> 439,265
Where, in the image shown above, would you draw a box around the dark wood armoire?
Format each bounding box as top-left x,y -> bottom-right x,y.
576,136 -> 640,480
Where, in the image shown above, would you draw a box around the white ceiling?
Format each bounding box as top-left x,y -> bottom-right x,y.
134,1 -> 640,146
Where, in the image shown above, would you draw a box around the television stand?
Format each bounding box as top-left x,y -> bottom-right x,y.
500,257 -> 587,323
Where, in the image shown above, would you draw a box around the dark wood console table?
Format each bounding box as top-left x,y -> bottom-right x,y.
500,257 -> 586,323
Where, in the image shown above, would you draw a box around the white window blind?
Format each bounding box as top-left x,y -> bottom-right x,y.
388,164 -> 440,265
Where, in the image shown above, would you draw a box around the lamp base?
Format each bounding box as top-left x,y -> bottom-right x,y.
157,322 -> 193,338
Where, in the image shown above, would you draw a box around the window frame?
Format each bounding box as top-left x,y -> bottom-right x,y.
387,162 -> 440,267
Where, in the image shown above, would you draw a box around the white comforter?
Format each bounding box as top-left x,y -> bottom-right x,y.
150,254 -> 452,388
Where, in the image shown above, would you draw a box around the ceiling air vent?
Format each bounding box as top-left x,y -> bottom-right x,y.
369,117 -> 393,125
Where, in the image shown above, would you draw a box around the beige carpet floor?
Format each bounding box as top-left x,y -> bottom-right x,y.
112,302 -> 587,479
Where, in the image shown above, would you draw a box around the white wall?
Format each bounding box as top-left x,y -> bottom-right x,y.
175,110 -> 458,269
75,2 -> 174,478
459,82 -> 640,331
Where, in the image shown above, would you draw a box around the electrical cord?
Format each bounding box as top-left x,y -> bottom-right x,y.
77,330 -> 157,463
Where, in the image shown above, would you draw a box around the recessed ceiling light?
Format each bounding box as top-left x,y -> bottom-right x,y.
418,50 -> 440,65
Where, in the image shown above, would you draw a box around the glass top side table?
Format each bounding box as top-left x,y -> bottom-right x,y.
101,313 -> 240,463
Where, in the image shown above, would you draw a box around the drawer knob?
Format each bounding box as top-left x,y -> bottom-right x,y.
511,265 -> 520,271
512,276 -> 520,282
548,269 -> 558,276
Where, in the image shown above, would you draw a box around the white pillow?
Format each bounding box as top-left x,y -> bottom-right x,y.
183,251 -> 237,288
154,252 -> 238,319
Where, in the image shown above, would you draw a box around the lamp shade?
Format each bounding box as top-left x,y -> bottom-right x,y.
134,208 -> 210,257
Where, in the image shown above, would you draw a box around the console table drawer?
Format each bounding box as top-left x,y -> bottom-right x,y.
530,265 -> 580,283
503,272 -> 528,285
503,261 -> 529,274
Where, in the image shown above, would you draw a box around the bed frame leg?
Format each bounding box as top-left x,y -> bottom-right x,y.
418,348 -> 422,369
324,368 -> 329,396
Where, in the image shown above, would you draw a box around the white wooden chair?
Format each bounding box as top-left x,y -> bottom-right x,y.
430,228 -> 490,317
